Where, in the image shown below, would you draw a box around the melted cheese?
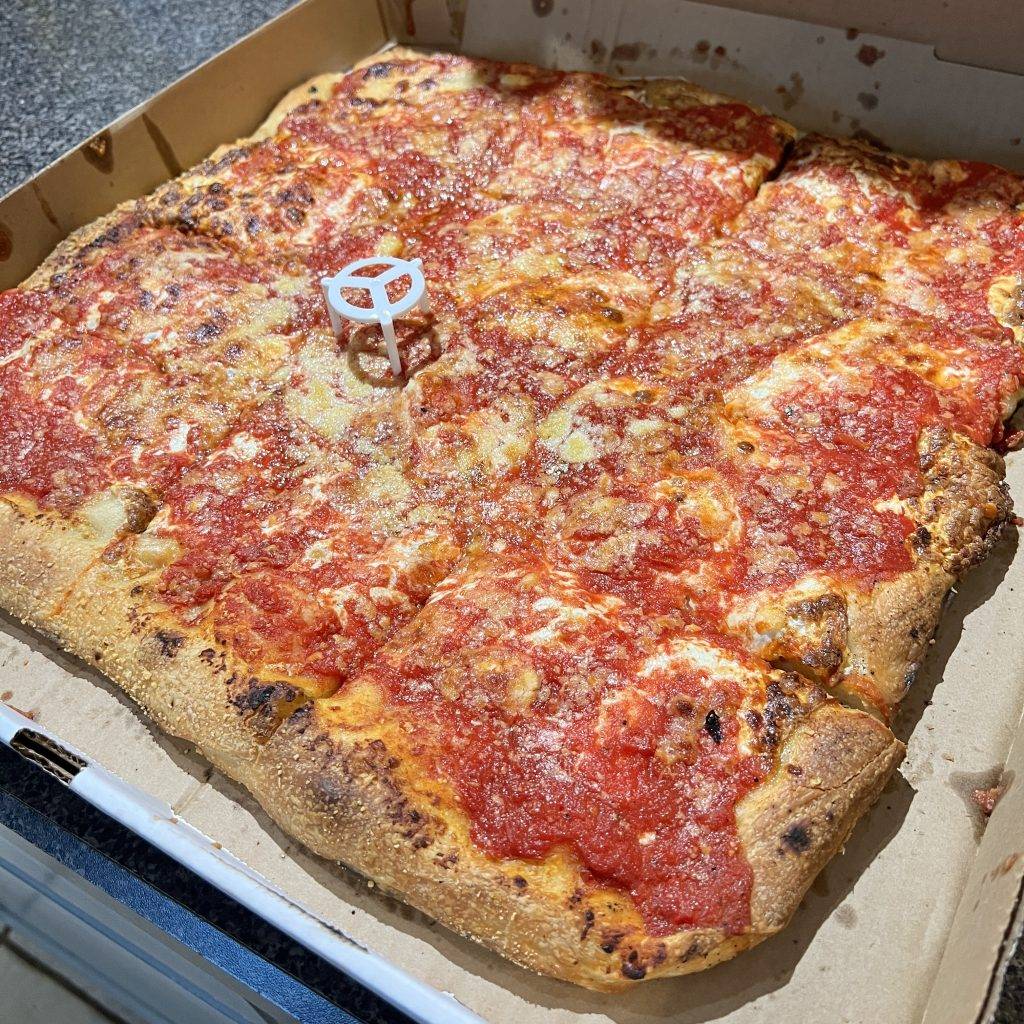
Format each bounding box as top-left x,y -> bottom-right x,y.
134,532 -> 183,568
283,342 -> 383,440
81,491 -> 130,542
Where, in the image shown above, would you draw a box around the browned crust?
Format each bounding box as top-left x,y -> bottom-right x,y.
141,44 -> 795,240
732,429 -> 1013,717
738,703 -> 902,931
0,495 -> 307,776
20,70 -> 348,293
373,44 -> 795,123
239,699 -> 901,989
21,46 -> 796,297
20,201 -> 143,292
0,499 -> 103,631
250,71 -> 347,142
161,70 -> 348,180
29,558 -> 308,778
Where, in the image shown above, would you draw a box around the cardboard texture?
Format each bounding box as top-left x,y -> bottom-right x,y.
923,713 -> 1024,1024
2,1 -> 1024,1021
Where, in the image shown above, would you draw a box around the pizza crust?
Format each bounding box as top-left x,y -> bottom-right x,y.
729,429 -> 1012,716
737,703 -> 902,932
37,559 -> 312,777
0,498 -> 105,632
20,202 -> 142,292
0,498 -> 311,777
840,430 -> 1011,713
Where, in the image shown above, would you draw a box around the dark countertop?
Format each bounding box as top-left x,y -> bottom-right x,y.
0,3 -> 1021,1021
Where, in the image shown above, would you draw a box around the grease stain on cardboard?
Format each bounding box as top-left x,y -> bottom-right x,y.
29,184 -> 60,232
82,129 -> 114,173
951,767 -> 1007,839
989,852 -> 1021,879
775,71 -> 804,110
688,39 -> 742,71
142,113 -> 183,178
834,904 -> 858,929
610,41 -> 642,62
858,44 -> 886,66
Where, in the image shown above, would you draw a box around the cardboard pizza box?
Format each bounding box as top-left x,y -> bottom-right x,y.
1,2 -> 1023,1022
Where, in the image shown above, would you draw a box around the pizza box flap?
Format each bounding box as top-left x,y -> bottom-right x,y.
627,0 -> 1024,76
0,704 -> 482,1024
2,1 -> 1024,1022
922,703 -> 1024,1024
380,0 -> 1024,76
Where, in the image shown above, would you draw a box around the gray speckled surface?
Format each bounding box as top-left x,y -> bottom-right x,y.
1001,954 -> 1024,1024
0,0 -> 294,195
0,2 -> 1021,1021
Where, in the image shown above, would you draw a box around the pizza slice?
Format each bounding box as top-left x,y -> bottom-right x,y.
272,49 -> 794,246
718,317 -> 1018,713
237,550 -> 901,988
725,134 -> 1024,339
142,404 -> 463,689
0,222 -> 338,629
19,324 -> 463,761
142,105 -> 401,276
468,306 -> 1019,718
141,49 -> 795,326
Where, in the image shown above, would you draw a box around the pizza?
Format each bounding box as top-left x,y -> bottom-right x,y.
1,48 -> 1021,990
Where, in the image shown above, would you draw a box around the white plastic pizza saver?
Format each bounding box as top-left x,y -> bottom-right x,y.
321,256 -> 430,376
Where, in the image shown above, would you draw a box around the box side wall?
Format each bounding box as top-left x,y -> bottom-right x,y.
670,0 -> 1024,74
2,3 -> 1024,1024
0,0 -> 388,290
381,0 -> 1024,73
922,705 -> 1024,1024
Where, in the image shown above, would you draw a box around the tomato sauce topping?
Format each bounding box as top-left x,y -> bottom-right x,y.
153,401 -> 463,684
0,229 -> 316,511
735,135 -> 1024,337
0,326 -> 202,511
731,364 -> 936,591
0,370 -> 109,512
0,288 -> 56,359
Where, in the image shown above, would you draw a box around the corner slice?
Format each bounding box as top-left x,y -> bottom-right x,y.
243,551 -> 903,988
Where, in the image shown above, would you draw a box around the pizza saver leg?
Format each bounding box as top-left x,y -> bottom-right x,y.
321,257 -> 429,377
